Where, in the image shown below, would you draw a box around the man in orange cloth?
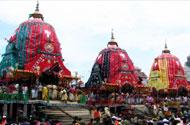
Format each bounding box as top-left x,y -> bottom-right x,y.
93,108 -> 101,125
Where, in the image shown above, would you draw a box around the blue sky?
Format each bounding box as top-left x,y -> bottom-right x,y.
0,0 -> 190,82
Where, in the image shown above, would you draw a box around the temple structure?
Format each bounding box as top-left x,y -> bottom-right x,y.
0,1 -> 72,84
85,31 -> 143,88
0,2 -> 74,121
148,44 -> 188,90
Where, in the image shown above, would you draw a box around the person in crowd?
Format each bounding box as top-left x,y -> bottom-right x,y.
109,92 -> 116,104
31,87 -> 36,99
79,92 -> 87,104
69,90 -> 75,102
74,90 -> 80,103
93,108 -> 101,125
22,86 -> 28,101
104,107 -> 111,117
61,89 -> 68,103
0,86 -> 2,94
52,85 -> 58,100
47,85 -> 53,100
42,86 -> 48,100
34,85 -> 38,99
38,83 -> 43,99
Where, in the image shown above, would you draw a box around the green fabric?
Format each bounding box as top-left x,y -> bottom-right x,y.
79,94 -> 87,104
0,42 -> 18,77
16,24 -> 29,68
0,23 -> 30,76
0,93 -> 29,103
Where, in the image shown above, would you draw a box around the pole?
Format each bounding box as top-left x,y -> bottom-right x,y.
3,103 -> 7,116
9,103 -> 13,119
114,88 -> 117,115
23,104 -> 27,118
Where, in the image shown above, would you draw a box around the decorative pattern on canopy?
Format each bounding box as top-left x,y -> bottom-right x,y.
148,44 -> 188,90
85,31 -> 141,88
0,2 -> 71,80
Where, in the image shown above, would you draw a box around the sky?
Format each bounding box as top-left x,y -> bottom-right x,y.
0,0 -> 190,83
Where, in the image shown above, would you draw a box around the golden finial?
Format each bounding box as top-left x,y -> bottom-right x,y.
162,39 -> 170,54
35,0 -> 39,12
107,29 -> 118,47
111,28 -> 115,40
29,0 -> 44,20
164,39 -> 168,49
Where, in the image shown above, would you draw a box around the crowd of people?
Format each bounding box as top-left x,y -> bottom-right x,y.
73,96 -> 190,125
1,83 -> 190,124
0,83 -> 88,104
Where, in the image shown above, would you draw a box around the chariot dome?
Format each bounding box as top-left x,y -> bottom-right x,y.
85,31 -> 141,88
0,2 -> 71,82
148,44 -> 188,90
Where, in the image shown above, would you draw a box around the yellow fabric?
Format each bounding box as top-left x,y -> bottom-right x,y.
148,58 -> 169,90
42,87 -> 48,100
